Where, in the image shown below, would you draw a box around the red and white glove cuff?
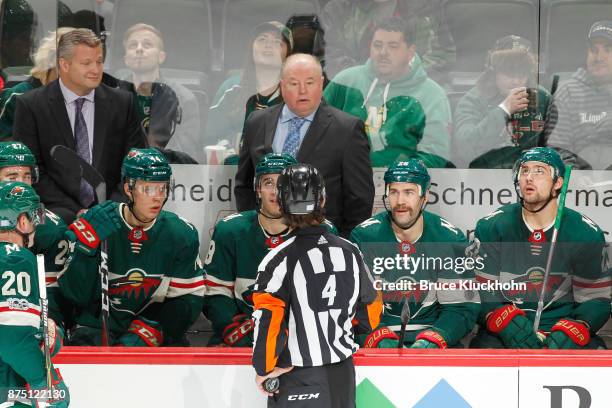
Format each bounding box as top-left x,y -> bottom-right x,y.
487,304 -> 525,334
364,327 -> 399,348
68,218 -> 100,249
551,319 -> 590,346
128,319 -> 164,347
223,317 -> 255,346
416,330 -> 448,349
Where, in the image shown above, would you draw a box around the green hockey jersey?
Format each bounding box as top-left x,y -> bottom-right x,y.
203,210 -> 338,345
473,203 -> 611,332
0,242 -> 47,407
350,211 -> 480,346
58,202 -> 205,345
33,209 -> 71,329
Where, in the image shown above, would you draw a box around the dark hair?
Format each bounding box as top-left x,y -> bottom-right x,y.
284,212 -> 325,229
372,16 -> 416,45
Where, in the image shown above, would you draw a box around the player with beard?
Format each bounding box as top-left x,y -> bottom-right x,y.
471,147 -> 610,349
350,159 -> 479,348
203,153 -> 337,346
58,148 -> 205,346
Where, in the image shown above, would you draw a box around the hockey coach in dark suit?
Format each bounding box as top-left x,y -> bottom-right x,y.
14,28 -> 145,222
235,53 -> 374,237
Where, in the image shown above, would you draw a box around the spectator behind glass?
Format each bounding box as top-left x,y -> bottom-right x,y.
0,27 -> 76,140
324,16 -> 452,168
13,28 -> 145,223
206,21 -> 293,164
545,21 -> 612,170
120,23 -> 202,164
320,0 -> 455,84
454,36 -> 551,169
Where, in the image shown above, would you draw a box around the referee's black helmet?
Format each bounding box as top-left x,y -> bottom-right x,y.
277,164 -> 325,215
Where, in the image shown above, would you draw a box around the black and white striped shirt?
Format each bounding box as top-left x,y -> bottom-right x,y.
251,225 -> 381,376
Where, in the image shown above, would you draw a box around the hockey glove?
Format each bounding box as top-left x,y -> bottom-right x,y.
37,319 -> 64,358
66,201 -> 121,255
223,314 -> 255,347
411,329 -> 448,349
364,327 -> 399,348
545,319 -> 590,349
486,304 -> 543,349
27,366 -> 70,408
117,318 -> 164,347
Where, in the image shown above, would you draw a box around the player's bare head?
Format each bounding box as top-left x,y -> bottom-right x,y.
281,54 -> 324,117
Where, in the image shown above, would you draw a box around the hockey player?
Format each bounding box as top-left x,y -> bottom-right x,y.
58,148 -> 205,346
203,153 -> 338,347
252,164 -> 381,407
0,181 -> 69,407
0,141 -> 71,334
350,159 -> 480,348
471,147 -> 611,349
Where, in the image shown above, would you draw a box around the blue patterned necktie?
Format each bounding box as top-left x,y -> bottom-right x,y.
74,98 -> 94,207
282,116 -> 307,158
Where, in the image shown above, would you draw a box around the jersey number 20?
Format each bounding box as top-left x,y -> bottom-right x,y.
1,271 -> 31,297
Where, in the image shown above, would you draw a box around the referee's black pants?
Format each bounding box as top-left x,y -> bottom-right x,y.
268,357 -> 355,408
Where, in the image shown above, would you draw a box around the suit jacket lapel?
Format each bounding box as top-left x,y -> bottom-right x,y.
264,104 -> 283,150
92,85 -> 108,167
297,103 -> 332,161
48,81 -> 76,150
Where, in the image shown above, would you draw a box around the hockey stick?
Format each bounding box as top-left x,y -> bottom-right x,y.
397,296 -> 411,348
36,254 -> 52,406
50,145 -> 111,346
533,164 -> 572,333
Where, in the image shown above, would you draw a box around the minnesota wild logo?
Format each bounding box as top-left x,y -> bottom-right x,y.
109,268 -> 162,299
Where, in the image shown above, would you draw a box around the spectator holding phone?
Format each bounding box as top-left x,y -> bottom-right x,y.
454,36 -> 551,168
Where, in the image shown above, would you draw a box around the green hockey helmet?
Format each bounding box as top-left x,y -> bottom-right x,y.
384,159 -> 431,197
121,148 -> 172,184
0,142 -> 39,183
254,153 -> 297,212
512,147 -> 565,185
0,181 -> 43,231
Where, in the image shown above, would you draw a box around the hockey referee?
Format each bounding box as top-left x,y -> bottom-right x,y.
251,164 -> 382,407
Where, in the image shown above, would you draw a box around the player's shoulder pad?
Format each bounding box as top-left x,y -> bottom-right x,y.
321,218 -> 339,235
159,210 -> 199,242
44,209 -> 66,228
425,211 -> 466,241
213,210 -> 256,236
354,213 -> 386,231
562,208 -> 605,242
0,242 -> 36,268
474,203 -> 517,238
